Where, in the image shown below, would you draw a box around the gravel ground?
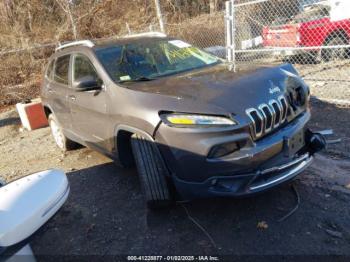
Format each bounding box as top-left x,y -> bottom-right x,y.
0,97 -> 349,258
297,60 -> 350,104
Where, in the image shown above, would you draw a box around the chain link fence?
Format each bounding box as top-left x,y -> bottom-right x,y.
1,0 -> 350,108
0,0 -> 349,155
228,0 -> 350,105
0,49 -> 51,107
0,4 -> 227,108
167,11 -> 226,50
0,24 -> 161,108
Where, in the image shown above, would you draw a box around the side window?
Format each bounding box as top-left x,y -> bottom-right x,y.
73,55 -> 100,83
54,55 -> 70,85
46,59 -> 55,80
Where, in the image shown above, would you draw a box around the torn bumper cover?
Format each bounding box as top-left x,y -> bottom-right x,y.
173,130 -> 326,200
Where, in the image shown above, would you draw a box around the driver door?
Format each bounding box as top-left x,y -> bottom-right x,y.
67,53 -> 111,150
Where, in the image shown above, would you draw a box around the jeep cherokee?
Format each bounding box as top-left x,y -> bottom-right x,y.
41,32 -> 325,209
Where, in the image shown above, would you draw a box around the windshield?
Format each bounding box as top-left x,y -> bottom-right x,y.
95,39 -> 221,83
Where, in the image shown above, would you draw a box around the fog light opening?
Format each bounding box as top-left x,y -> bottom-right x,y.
208,142 -> 240,159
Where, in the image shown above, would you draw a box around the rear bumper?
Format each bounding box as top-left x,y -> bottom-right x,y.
172,152 -> 313,199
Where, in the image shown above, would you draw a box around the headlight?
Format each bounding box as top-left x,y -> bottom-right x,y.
160,113 -> 237,127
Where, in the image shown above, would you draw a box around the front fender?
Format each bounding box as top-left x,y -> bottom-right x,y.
113,123 -> 161,167
115,124 -> 156,142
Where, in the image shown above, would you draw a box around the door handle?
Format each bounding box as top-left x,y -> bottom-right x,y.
68,95 -> 76,101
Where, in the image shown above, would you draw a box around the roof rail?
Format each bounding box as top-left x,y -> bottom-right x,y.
123,32 -> 167,39
55,40 -> 95,52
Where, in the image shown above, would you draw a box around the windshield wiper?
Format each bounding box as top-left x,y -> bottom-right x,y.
119,76 -> 156,83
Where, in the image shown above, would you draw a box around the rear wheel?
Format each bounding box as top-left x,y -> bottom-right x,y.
321,36 -> 349,62
48,114 -> 77,151
131,134 -> 173,209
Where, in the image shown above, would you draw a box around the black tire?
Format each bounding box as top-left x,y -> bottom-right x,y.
48,114 -> 77,151
131,134 -> 173,209
321,36 -> 349,62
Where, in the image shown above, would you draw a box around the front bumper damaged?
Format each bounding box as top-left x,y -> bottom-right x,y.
172,130 -> 326,200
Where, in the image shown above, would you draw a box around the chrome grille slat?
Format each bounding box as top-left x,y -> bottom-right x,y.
246,108 -> 264,138
271,100 -> 282,127
278,96 -> 288,122
258,104 -> 273,133
247,96 -> 289,140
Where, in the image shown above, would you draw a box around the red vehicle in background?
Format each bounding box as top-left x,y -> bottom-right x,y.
263,0 -> 350,61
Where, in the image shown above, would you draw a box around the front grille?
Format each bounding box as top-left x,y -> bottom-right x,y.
246,96 -> 289,139
259,104 -> 273,132
279,96 -> 288,120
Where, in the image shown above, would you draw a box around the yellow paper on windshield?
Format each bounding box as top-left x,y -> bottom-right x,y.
120,75 -> 131,81
168,40 -> 192,49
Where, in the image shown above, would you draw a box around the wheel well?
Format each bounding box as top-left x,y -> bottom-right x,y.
116,130 -> 135,168
325,29 -> 349,44
43,106 -> 52,119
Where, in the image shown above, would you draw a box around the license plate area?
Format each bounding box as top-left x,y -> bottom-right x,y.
285,130 -> 305,157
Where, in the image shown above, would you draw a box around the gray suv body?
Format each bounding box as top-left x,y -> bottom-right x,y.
41,33 -> 324,208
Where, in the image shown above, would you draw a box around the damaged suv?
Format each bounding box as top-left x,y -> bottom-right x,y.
41,32 -> 325,208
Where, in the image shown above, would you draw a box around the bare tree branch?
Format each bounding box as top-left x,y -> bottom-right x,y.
55,0 -> 77,39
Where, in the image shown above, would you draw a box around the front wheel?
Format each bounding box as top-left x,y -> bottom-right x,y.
131,134 -> 173,209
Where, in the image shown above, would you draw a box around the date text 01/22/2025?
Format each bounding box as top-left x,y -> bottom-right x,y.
127,256 -> 220,261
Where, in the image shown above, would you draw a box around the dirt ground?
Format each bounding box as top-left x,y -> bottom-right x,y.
0,98 -> 350,258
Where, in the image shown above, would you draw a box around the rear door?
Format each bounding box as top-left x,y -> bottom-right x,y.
67,53 -> 111,151
48,55 -> 72,130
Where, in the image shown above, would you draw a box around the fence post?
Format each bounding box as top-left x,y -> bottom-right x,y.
154,0 -> 165,33
225,0 -> 236,71
231,0 -> 236,71
225,1 -> 232,63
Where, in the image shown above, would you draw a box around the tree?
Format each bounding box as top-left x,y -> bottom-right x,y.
209,0 -> 218,14
55,0 -> 78,39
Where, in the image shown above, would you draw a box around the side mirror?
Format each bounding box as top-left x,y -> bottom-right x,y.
0,169 -> 69,249
73,76 -> 102,92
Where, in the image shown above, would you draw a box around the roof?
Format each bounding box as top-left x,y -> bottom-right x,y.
55,32 -> 168,52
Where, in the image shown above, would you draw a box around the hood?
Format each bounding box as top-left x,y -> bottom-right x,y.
126,63 -> 305,118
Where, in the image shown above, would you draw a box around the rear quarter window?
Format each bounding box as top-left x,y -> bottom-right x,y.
54,55 -> 70,85
46,59 -> 55,80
